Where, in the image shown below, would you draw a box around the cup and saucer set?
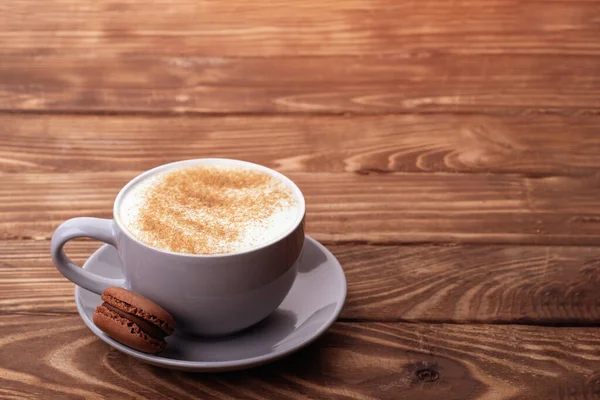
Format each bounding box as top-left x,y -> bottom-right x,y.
51,159 -> 347,372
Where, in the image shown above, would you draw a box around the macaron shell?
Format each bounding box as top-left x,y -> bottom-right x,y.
93,305 -> 166,354
102,287 -> 175,334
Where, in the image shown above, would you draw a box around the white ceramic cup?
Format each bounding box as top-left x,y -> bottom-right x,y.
51,159 -> 306,336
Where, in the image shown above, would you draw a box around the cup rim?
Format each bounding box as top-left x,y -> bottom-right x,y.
113,158 -> 306,258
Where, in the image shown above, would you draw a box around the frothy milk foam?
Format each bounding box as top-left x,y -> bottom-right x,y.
118,163 -> 300,255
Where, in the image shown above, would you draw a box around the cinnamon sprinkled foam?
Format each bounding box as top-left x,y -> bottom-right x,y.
119,165 -> 298,255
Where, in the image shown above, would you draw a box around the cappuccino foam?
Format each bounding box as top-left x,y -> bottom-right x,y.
119,164 -> 299,255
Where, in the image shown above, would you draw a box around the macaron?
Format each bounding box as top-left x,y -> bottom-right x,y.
93,287 -> 176,354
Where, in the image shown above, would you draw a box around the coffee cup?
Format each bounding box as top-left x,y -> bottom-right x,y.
51,159 -> 305,336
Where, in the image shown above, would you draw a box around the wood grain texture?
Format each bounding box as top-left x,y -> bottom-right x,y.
2,53 -> 600,113
3,241 -> 600,325
2,0 -> 600,397
1,1 -> 599,113
2,0 -> 599,57
2,114 -> 600,176
2,315 -> 600,399
2,171 -> 600,245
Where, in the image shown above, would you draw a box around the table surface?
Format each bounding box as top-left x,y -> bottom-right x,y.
2,1 -> 600,399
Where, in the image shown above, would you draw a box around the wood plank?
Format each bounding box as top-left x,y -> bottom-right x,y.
1,1 -> 599,113
2,53 -> 600,113
2,114 -> 600,176
3,241 -> 600,324
2,315 -> 600,399
2,0 -> 599,57
2,171 -> 600,245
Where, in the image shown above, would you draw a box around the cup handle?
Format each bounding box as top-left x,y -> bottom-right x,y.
51,217 -> 126,295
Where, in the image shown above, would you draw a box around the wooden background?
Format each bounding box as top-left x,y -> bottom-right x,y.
1,1 -> 600,399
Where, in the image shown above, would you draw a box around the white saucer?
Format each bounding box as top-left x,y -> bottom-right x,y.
75,236 -> 347,372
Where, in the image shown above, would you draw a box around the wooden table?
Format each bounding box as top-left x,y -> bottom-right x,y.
2,1 -> 600,399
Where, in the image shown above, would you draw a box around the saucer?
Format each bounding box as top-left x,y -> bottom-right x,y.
75,236 -> 347,372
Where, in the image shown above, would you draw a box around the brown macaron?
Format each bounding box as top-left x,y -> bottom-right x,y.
93,287 -> 176,354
